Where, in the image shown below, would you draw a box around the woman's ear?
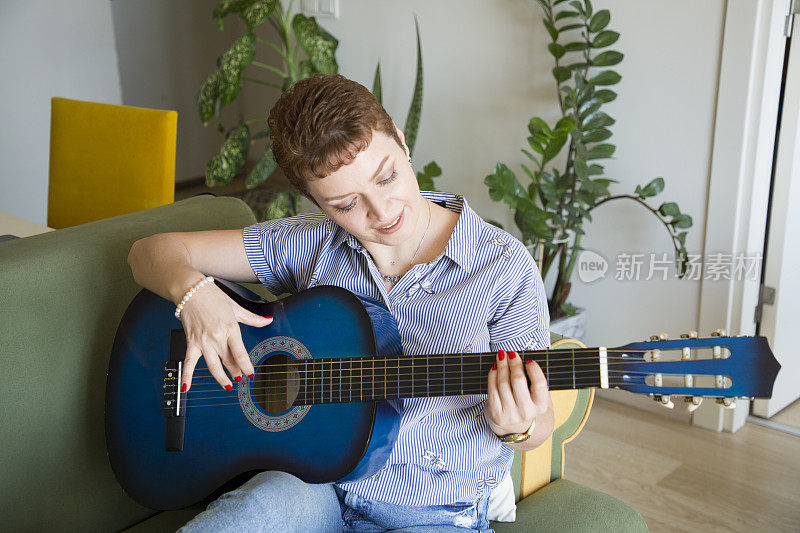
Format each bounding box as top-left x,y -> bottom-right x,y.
393,123 -> 410,158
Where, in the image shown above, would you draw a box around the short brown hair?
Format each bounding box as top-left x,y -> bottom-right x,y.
268,73 -> 405,203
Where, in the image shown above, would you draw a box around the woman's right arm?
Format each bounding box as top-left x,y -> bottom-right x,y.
127,230 -> 273,391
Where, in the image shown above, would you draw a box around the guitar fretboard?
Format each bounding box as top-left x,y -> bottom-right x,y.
288,348 -> 603,405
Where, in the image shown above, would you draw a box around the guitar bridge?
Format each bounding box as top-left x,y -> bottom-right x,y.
163,330 -> 188,452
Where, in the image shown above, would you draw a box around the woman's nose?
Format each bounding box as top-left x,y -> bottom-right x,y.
364,195 -> 393,222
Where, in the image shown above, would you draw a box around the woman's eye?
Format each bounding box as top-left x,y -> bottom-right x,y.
335,200 -> 356,213
380,169 -> 398,185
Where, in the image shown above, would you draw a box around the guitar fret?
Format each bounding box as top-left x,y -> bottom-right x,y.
572,348 -> 576,389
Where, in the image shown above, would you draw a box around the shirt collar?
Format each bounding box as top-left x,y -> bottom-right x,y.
329,190 -> 479,272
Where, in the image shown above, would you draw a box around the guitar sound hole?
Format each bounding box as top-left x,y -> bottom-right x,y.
252,354 -> 300,414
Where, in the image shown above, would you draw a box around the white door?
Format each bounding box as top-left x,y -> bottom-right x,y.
752,18 -> 800,418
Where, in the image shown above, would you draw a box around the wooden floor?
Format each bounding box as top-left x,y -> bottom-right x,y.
564,397 -> 800,532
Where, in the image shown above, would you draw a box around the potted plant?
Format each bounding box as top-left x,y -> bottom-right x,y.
196,1 -> 441,220
484,0 -> 693,336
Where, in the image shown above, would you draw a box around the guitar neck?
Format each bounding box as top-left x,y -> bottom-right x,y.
289,348 -> 604,405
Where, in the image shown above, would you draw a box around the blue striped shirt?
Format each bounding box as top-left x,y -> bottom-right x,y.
242,190 -> 551,506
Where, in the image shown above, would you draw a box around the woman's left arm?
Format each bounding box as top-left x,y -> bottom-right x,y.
485,350 -> 555,451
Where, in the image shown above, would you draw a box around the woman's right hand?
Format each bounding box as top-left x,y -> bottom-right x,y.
177,282 -> 273,392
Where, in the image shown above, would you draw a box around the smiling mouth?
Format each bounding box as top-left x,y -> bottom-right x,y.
377,213 -> 402,230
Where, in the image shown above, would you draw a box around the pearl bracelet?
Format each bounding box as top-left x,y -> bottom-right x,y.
174,276 -> 215,319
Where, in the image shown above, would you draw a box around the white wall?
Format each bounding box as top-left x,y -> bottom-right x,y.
110,0 -> 246,184
0,0 -> 122,225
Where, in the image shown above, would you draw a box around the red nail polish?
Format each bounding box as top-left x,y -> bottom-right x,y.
234,376 -> 241,382
181,383 -> 187,392
509,351 -> 517,360
248,373 -> 254,378
525,359 -> 533,364
498,350 -> 505,361
492,363 -> 497,371
225,384 -> 233,391
264,315 -> 273,320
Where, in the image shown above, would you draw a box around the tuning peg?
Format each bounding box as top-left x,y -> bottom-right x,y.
680,330 -> 698,339
710,328 -> 728,337
649,332 -> 669,341
684,396 -> 703,413
716,397 -> 736,409
654,394 -> 674,409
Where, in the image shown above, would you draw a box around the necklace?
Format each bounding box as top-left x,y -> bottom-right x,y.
380,198 -> 431,283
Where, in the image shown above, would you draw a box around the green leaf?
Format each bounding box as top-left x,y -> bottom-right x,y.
582,111 -> 615,130
298,59 -> 316,80
637,177 -> 665,198
485,219 -> 505,229
213,0 -> 256,31
584,0 -> 594,18
484,163 -> 527,209
592,30 -> 620,48
564,42 -> 589,52
658,202 -> 680,216
555,10 -> 580,21
588,70 -> 622,86
403,14 -> 424,157
670,214 -> 693,229
585,143 -> 615,160
528,117 -> 553,137
676,231 -> 688,245
582,128 -> 612,143
241,0 -> 275,30
593,89 -> 617,103
574,157 -> 589,179
206,125 -> 250,186
245,145 -> 278,188
262,191 -> 299,221
197,71 -> 220,124
587,163 -> 604,175
542,19 -> 559,41
553,66 -> 571,83
422,161 -> 441,177
372,62 -> 382,104
548,43 -> 566,59
588,9 -> 610,32
292,14 -> 338,75
558,23 -> 586,32
218,34 -> 256,106
543,131 -> 570,164
591,50 -> 623,67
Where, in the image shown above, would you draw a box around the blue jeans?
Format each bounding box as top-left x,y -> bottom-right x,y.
177,470 -> 494,532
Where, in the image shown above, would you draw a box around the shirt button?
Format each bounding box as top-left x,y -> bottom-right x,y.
414,272 -> 421,279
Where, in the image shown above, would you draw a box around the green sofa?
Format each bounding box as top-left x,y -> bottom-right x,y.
0,195 -> 647,532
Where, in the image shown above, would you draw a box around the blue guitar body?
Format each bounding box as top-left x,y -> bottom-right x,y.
106,282 -> 403,510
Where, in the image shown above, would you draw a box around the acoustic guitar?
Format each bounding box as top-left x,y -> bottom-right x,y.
105,279 -> 781,510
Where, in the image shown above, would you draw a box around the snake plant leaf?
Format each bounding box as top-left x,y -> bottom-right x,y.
588,70 -> 621,86
245,145 -> 278,188
591,51 -> 623,67
262,191 -> 299,221
404,14 -> 424,158
206,125 -> 250,186
218,34 -> 256,106
241,0 -> 275,30
213,0 -> 256,31
372,62 -> 382,104
592,30 -> 620,48
197,71 -> 220,124
658,202 -> 680,217
588,9 -> 610,32
292,14 -> 338,74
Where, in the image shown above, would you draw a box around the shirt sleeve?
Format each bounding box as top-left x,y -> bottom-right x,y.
488,238 -> 551,353
241,219 -> 299,296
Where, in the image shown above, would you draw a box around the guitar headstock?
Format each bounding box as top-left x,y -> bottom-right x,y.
610,329 -> 780,413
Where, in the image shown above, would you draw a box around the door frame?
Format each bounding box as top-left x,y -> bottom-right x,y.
691,0 -> 789,432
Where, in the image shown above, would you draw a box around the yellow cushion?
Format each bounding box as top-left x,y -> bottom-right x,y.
47,97 -> 177,228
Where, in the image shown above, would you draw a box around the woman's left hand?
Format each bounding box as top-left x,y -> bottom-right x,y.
485,349 -> 551,436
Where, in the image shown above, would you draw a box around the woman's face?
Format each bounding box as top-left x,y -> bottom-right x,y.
306,129 -> 426,248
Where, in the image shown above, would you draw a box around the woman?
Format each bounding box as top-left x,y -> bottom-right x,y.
127,74 -> 554,532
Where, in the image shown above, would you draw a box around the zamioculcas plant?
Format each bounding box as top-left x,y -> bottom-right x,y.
484,0 -> 693,320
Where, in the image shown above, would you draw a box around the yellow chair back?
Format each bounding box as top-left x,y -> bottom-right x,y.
48,97 -> 177,228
